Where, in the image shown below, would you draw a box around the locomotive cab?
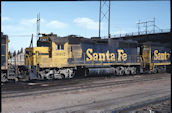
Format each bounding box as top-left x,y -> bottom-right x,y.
25,34 -> 51,67
24,33 -> 73,80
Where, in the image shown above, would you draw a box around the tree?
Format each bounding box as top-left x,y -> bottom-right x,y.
17,50 -> 20,55
8,51 -> 11,58
13,51 -> 16,57
21,48 -> 23,53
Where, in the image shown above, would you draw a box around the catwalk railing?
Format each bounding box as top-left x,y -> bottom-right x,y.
102,29 -> 170,39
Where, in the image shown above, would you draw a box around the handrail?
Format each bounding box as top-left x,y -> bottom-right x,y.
25,54 -> 31,72
102,29 -> 170,39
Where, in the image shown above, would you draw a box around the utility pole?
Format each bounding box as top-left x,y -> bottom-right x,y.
29,34 -> 33,48
153,17 -> 155,33
98,0 -> 111,39
137,18 -> 157,34
145,21 -> 147,34
37,13 -> 40,40
99,1 -> 101,38
137,20 -> 140,35
108,0 -> 111,39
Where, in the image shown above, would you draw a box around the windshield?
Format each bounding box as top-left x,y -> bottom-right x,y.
37,41 -> 49,47
37,37 -> 50,47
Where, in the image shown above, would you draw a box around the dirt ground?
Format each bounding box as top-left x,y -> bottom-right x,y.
2,73 -> 171,113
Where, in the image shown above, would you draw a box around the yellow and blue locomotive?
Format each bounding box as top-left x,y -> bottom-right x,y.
1,32 -> 20,82
1,32 -> 9,82
141,42 -> 171,73
24,33 -> 171,80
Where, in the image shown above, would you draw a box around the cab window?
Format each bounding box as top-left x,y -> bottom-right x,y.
56,44 -> 64,50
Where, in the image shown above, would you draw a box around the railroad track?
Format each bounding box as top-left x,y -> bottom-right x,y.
37,90 -> 171,113
2,73 -> 168,99
112,96 -> 171,113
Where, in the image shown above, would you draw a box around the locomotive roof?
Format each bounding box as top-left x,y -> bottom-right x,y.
1,32 -> 8,39
48,34 -> 138,45
142,41 -> 170,48
49,35 -> 107,44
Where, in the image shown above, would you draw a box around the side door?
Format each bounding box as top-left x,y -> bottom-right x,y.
142,44 -> 151,69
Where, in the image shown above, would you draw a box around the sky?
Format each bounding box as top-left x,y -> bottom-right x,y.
1,1 -> 170,52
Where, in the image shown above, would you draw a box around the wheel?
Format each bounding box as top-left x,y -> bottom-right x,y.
112,68 -> 117,76
67,69 -> 75,79
124,67 -> 130,75
14,77 -> 19,82
61,74 -> 65,79
120,70 -> 125,76
130,67 -> 136,75
47,74 -> 54,80
1,73 -> 8,82
119,67 -> 125,76
152,67 -> 158,74
84,69 -> 88,77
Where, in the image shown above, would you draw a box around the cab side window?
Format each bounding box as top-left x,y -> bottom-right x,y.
56,44 -> 64,50
61,45 -> 64,50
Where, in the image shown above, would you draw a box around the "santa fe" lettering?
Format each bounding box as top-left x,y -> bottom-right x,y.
153,50 -> 170,60
86,48 -> 127,62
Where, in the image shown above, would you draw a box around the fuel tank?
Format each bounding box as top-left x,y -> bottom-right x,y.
88,67 -> 115,76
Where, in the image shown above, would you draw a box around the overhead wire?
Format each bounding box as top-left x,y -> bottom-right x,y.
7,35 -> 37,37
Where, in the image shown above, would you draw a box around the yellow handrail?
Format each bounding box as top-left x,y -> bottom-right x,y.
25,54 -> 31,72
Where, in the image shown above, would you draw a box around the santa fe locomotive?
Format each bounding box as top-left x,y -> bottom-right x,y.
1,33 -> 171,82
1,32 -> 9,82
